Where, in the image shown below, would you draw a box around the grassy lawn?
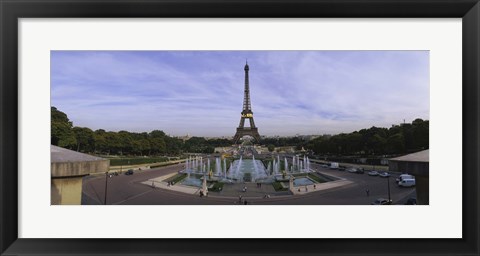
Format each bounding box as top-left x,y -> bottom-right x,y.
165,173 -> 187,184
150,161 -> 182,168
290,173 -> 329,183
108,156 -> 169,166
307,173 -> 328,183
272,181 -> 288,191
208,182 -> 224,192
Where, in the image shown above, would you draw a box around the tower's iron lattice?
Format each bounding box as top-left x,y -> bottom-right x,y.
233,62 -> 261,143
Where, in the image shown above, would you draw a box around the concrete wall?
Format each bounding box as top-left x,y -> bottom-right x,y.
51,177 -> 84,205
389,161 -> 429,176
51,160 -> 110,178
51,159 -> 109,205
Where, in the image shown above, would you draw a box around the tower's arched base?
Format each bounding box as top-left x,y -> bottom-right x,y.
233,127 -> 261,144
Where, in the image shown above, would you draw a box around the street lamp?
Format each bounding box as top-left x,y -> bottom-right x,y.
104,171 -> 108,205
387,175 -> 391,204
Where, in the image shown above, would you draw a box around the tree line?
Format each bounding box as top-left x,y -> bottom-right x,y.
52,106 -> 428,156
51,107 -> 231,155
305,119 -> 429,156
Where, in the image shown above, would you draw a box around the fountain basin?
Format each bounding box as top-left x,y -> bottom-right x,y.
180,177 -> 203,187
293,177 -> 316,186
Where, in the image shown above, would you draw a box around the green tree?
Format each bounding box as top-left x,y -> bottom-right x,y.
267,144 -> 275,152
94,129 -> 108,153
51,107 -> 76,148
105,131 -> 121,155
165,136 -> 183,155
412,119 -> 429,150
149,130 -> 167,155
386,133 -> 405,154
118,131 -> 133,155
307,119 -> 428,156
72,127 -> 94,152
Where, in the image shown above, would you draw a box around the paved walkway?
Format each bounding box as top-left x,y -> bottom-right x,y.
215,182 -> 279,198
141,173 -> 200,195
140,171 -> 353,199
82,162 -> 416,205
291,179 -> 353,195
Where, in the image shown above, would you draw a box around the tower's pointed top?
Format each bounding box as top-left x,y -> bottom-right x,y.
244,60 -> 249,71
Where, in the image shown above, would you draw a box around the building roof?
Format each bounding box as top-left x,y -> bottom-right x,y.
51,145 -> 105,163
389,149 -> 429,163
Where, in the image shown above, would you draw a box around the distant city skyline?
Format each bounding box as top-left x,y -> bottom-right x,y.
51,51 -> 429,136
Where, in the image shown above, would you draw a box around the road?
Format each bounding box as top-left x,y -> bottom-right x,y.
82,161 -> 416,205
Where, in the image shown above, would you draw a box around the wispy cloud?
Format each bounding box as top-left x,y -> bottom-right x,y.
51,51 -> 429,136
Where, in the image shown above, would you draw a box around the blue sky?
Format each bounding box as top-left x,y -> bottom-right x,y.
51,51 -> 429,137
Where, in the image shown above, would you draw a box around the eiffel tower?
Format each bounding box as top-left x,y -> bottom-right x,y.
233,62 -> 261,144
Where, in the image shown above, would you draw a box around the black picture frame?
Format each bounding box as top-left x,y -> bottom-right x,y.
1,0 -> 479,255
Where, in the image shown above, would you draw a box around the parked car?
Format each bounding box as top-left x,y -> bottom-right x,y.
396,174 -> 414,182
125,169 -> 134,175
368,171 -> 379,176
347,168 -> 357,173
355,168 -> 364,174
338,167 -> 346,171
405,197 -> 417,205
398,179 -> 416,187
379,172 -> 391,178
330,162 -> 339,169
371,198 -> 392,205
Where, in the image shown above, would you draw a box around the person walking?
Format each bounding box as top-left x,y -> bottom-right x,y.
366,188 -> 370,197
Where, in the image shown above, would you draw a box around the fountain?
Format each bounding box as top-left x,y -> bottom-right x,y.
207,158 -> 210,174
215,158 -> 221,176
173,146 -> 326,196
233,156 -> 243,179
308,157 -> 311,171
179,149 -> 315,188
252,155 -> 258,182
223,158 -> 227,180
292,156 -> 296,172
223,155 -> 269,182
202,174 -> 208,195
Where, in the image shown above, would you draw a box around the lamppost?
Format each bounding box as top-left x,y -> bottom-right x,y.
387,175 -> 391,204
104,171 -> 108,205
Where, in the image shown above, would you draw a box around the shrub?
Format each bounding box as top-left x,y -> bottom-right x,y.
166,173 -> 187,184
208,182 -> 224,192
109,157 -> 169,166
272,181 -> 288,191
308,173 -> 327,183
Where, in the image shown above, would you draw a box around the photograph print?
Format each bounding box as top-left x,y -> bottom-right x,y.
50,50 -> 429,206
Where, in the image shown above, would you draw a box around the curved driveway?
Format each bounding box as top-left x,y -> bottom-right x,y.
82,162 -> 416,205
